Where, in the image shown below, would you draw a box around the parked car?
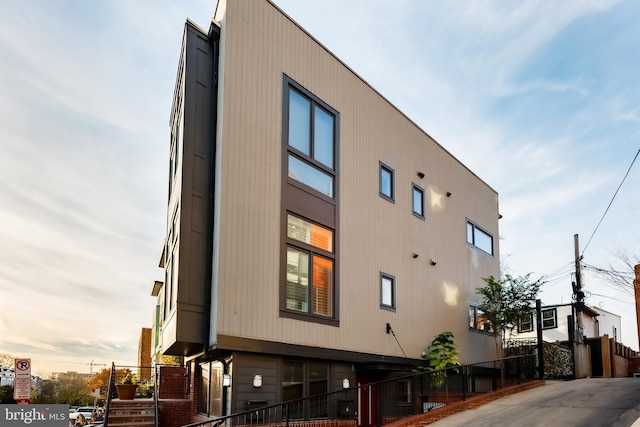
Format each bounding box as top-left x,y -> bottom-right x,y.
69,407 -> 94,426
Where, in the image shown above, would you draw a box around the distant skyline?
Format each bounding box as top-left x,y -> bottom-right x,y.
1,0 -> 638,376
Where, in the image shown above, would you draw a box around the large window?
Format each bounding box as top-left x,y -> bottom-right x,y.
282,77 -> 339,324
286,215 -> 334,317
198,361 -> 223,417
379,162 -> 394,202
380,273 -> 396,311
466,221 -> 494,256
282,360 -> 328,419
412,184 -> 425,219
287,85 -> 335,197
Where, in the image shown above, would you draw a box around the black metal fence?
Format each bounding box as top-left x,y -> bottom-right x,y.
184,355 -> 537,427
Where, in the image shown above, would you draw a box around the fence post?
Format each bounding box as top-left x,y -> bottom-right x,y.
285,402 -> 289,427
462,365 -> 467,401
536,299 -> 545,380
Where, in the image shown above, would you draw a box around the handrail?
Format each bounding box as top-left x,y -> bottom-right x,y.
103,363 -> 185,427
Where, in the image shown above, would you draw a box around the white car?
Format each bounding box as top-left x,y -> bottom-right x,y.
69,407 -> 94,425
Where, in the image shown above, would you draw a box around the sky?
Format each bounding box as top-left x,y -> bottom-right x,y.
0,0 -> 638,377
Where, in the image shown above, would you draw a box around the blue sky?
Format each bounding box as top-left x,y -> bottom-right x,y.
0,0 -> 638,376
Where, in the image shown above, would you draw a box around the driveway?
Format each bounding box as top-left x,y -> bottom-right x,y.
428,378 -> 640,427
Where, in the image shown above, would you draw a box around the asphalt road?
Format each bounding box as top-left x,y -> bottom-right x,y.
428,378 -> 640,427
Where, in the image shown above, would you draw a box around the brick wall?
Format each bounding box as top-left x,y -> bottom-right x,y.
158,400 -> 191,427
159,366 -> 188,399
630,357 -> 640,374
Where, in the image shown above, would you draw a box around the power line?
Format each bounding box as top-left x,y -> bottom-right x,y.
582,148 -> 640,256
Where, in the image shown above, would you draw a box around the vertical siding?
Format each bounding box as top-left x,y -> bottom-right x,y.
215,0 -> 500,364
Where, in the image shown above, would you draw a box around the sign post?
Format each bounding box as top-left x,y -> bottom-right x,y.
13,358 -> 31,404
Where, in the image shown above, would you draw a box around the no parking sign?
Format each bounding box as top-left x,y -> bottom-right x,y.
13,358 -> 31,404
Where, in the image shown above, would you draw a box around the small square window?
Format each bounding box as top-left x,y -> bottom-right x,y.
379,162 -> 394,202
412,184 -> 425,219
380,273 -> 396,310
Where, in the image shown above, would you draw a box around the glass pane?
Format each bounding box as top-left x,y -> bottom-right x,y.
380,167 -> 392,198
312,256 -> 333,317
287,214 -> 333,252
209,363 -> 223,417
381,276 -> 393,307
468,306 -> 476,328
474,228 -> 493,255
286,247 -> 309,312
466,222 -> 474,244
289,89 -> 311,155
309,362 -> 329,418
282,360 -> 304,402
313,106 -> 334,168
198,363 -> 210,414
413,187 -> 423,216
288,155 -> 334,197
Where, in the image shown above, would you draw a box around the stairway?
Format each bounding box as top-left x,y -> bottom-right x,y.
107,399 -> 155,426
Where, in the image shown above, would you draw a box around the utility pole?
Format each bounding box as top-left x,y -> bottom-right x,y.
634,264 -> 640,350
574,234 -> 584,343
88,360 -> 106,374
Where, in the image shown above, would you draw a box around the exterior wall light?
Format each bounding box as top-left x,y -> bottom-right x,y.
430,259 -> 437,266
253,374 -> 262,388
342,378 -> 350,389
223,374 -> 231,387
417,172 -> 425,179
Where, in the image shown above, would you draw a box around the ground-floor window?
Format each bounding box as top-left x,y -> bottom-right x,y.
282,360 -> 329,418
198,361 -> 223,417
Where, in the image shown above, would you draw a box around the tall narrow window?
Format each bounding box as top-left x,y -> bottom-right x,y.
282,76 -> 339,324
412,184 -> 425,219
379,162 -> 394,202
380,273 -> 396,310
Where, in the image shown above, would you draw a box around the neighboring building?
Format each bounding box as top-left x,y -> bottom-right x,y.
0,367 -> 14,387
156,0 -> 501,420
138,327 -> 152,381
591,306 -> 622,342
513,303 -> 602,343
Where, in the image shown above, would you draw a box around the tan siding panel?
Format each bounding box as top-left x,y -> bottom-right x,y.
214,0 -> 500,364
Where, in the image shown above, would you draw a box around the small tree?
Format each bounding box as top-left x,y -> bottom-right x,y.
476,273 -> 544,356
417,332 -> 460,393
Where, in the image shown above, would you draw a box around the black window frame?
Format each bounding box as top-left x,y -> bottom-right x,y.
469,304 -> 493,333
518,312 -> 534,333
284,213 -> 335,318
379,162 -> 395,202
542,308 -> 557,329
380,272 -> 396,311
466,220 -> 494,256
412,183 -> 425,219
281,75 -> 339,326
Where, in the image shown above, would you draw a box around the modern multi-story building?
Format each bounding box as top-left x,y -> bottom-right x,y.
154,0 -> 501,419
